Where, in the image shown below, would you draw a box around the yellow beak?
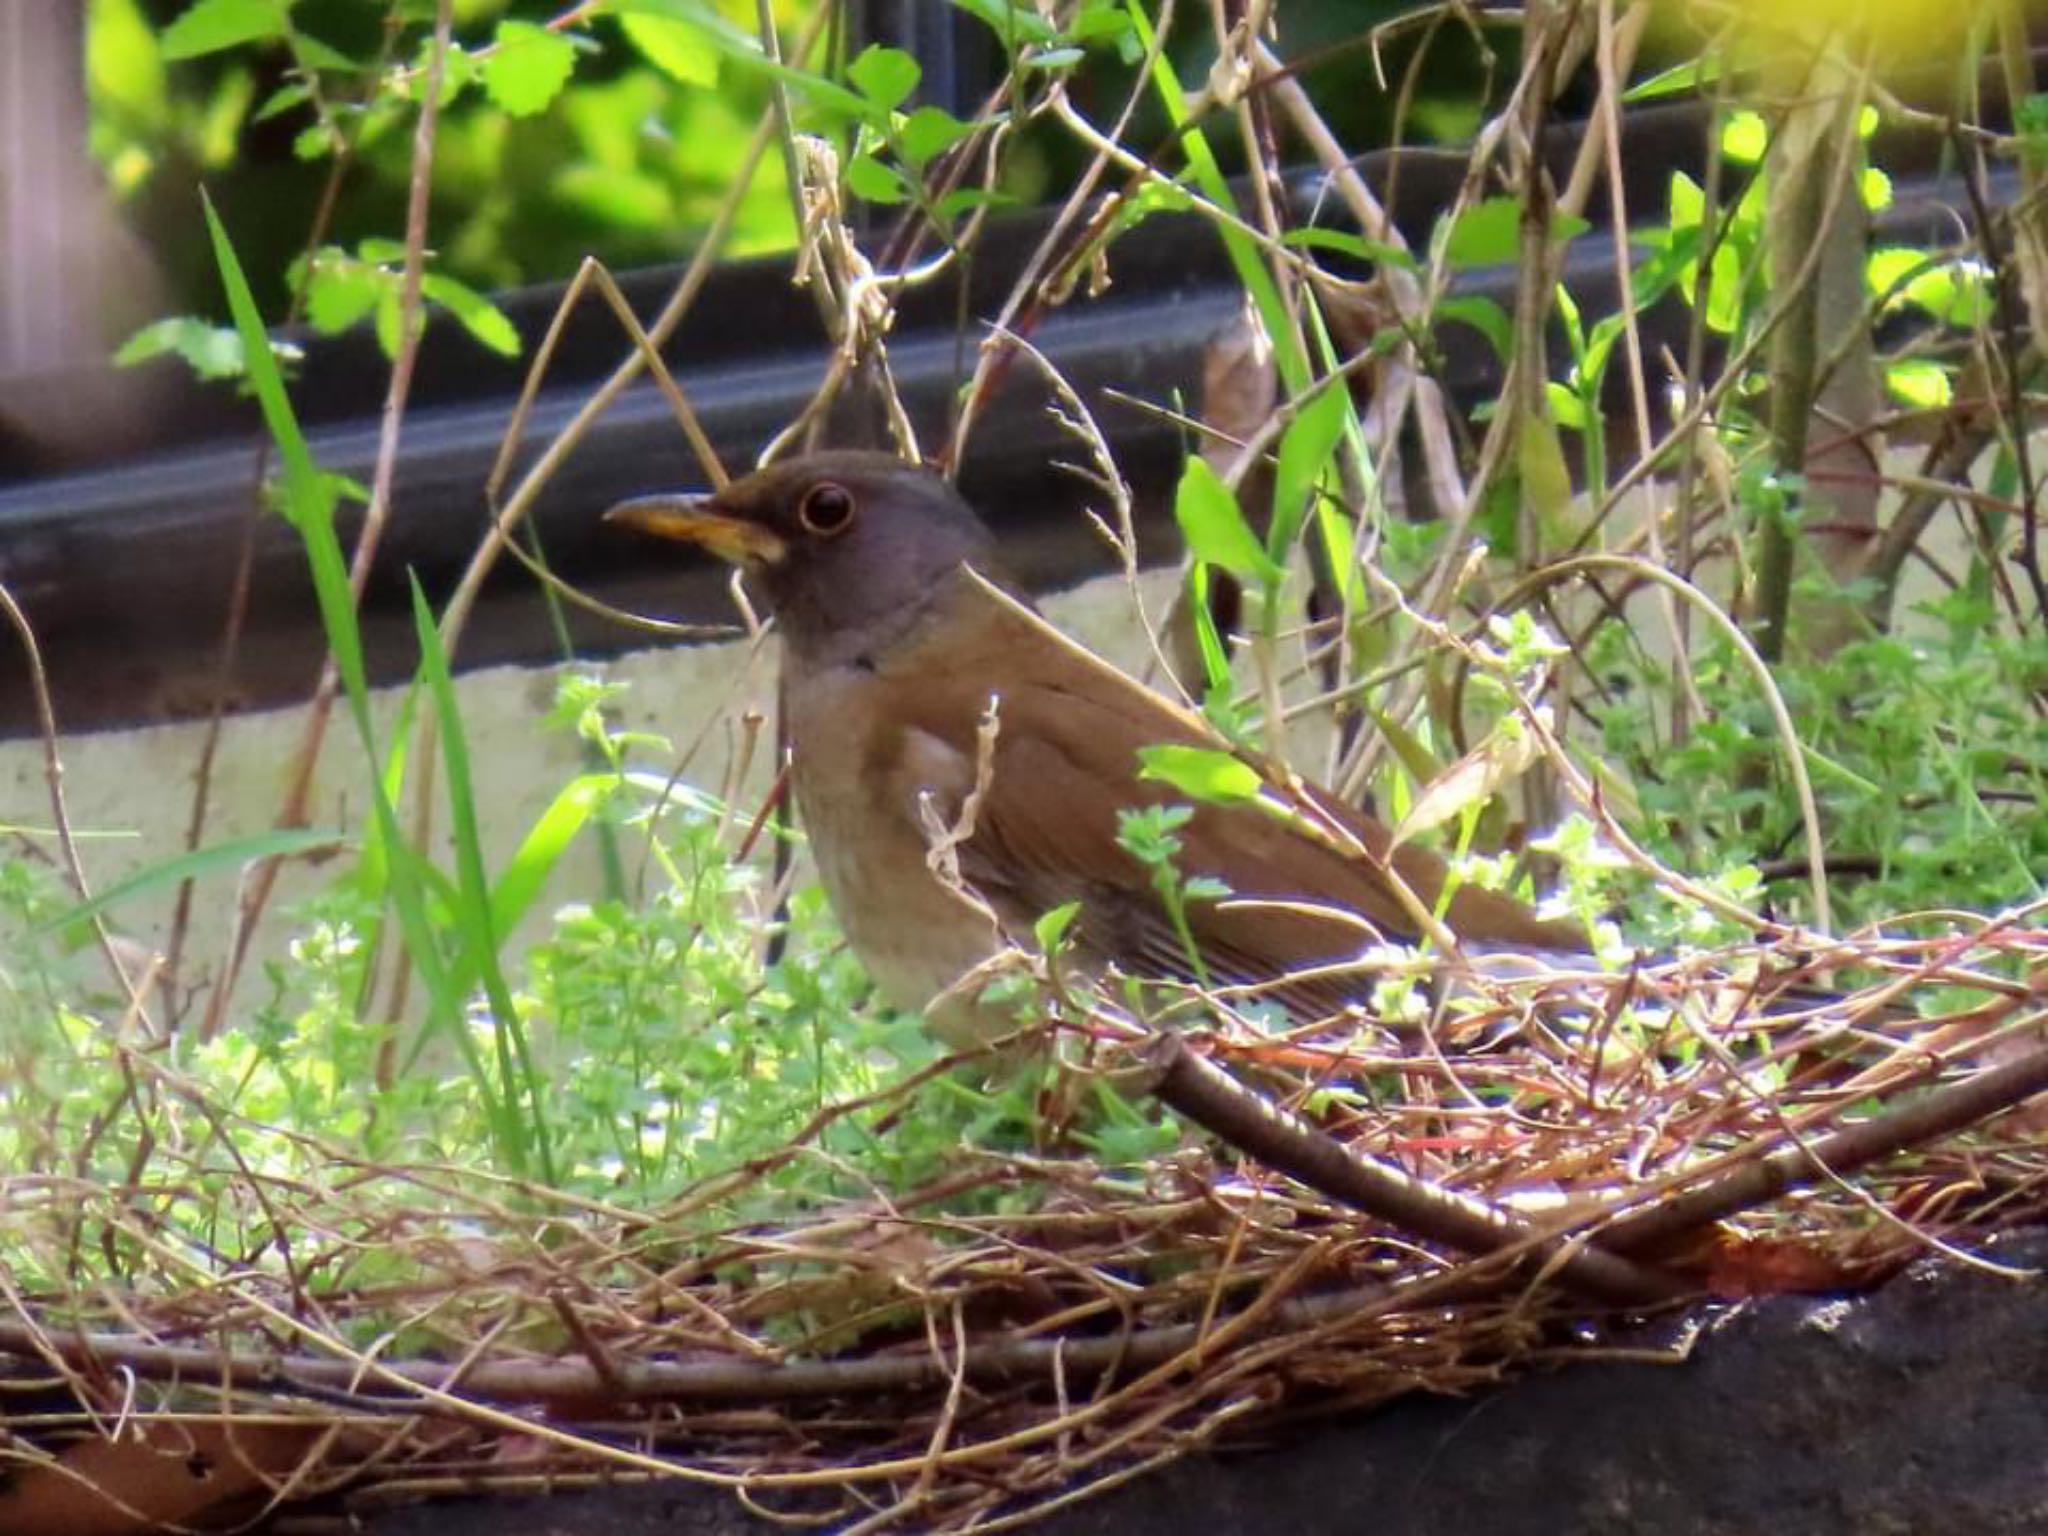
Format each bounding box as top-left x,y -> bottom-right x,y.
604,494 -> 789,568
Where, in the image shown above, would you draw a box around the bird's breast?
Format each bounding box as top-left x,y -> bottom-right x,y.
781,661 -> 1013,1042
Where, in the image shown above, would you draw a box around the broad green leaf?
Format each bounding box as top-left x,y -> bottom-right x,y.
421,272 -> 522,357
845,153 -> 908,204
1886,359 -> 1952,409
302,250 -> 384,334
1545,379 -> 1590,431
1701,242 -> 1745,335
1137,744 -> 1264,805
1668,170 -> 1704,232
1435,294 -> 1513,360
1868,248 -> 1992,327
290,31 -> 360,71
160,0 -> 282,60
1861,166 -> 1892,212
608,0 -> 874,121
489,775 -> 616,941
293,121 -> 337,160
113,315 -> 298,381
483,20 -> 577,118
620,10 -> 716,85
1442,197 -> 1588,269
945,0 -> 1061,48
1175,457 -> 1279,584
1270,380 -> 1347,564
899,104 -> 975,166
1720,109 -> 1767,165
848,44 -> 919,110
253,81 -> 311,122
1033,900 -> 1081,952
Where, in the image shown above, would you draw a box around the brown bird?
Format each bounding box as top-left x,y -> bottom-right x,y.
610,451 -> 1587,1045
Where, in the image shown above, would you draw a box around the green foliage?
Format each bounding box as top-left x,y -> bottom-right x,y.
1115,804 -> 1228,990
89,0 -> 804,324
1136,745 -> 1264,806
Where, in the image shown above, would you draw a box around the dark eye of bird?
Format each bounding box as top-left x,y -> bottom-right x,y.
798,481 -> 856,537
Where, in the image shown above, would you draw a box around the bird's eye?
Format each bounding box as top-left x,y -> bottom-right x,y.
797,481 -> 856,538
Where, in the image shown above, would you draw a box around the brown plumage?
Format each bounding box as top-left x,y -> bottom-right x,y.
611,451 -> 1587,1043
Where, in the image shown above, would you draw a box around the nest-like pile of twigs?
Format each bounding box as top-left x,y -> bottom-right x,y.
2,921 -> 2044,1533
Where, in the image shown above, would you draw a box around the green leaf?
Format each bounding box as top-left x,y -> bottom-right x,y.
936,186 -> 1012,221
113,315 -> 299,381
845,153 -> 908,204
1886,359 -> 1952,409
1868,248 -> 1992,327
290,30 -> 361,71
1435,294 -> 1513,360
421,272 -> 522,357
944,0 -> 1060,48
160,0 -> 283,60
1860,166 -> 1892,212
483,20 -> 577,117
1033,900 -> 1081,953
412,576 -> 557,1185
899,104 -> 974,167
1137,744 -> 1264,805
1668,170 -> 1704,233
607,0 -> 875,122
253,80 -> 311,122
489,776 -> 616,941
1446,197 -> 1589,268
1720,109 -> 1767,165
619,10 -> 716,85
1174,457 -> 1280,584
302,250 -> 385,335
1623,55 -> 1723,102
1545,379 -> 1590,431
293,120 -> 336,160
1442,198 -> 1523,268
1281,226 -> 1419,271
1187,563 -> 1233,694
39,828 -> 347,938
1269,380 -> 1347,564
848,44 -> 920,110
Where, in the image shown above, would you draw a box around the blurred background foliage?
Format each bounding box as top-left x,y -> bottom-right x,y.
86,0 -> 807,323
81,0 -> 1553,333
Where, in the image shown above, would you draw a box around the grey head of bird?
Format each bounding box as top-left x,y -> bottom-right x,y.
607,450 -> 1011,665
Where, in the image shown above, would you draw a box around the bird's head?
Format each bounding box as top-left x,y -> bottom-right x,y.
607,450 -> 1006,659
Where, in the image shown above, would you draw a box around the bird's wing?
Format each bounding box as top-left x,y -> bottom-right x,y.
879,570 -> 1584,1017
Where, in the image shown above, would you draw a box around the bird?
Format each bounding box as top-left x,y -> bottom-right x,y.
609,451 -> 1588,1046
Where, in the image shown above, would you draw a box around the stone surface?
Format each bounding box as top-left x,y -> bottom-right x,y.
313,1237 -> 2048,1536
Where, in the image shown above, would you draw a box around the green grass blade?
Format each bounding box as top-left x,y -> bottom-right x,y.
410,576 -> 557,1185
39,829 -> 349,940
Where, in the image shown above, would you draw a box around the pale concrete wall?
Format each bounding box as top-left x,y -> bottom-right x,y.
0,567 -> 1181,1018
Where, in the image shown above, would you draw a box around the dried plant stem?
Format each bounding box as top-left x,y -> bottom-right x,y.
0,581 -> 145,1021
1140,1032 -> 1687,1305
